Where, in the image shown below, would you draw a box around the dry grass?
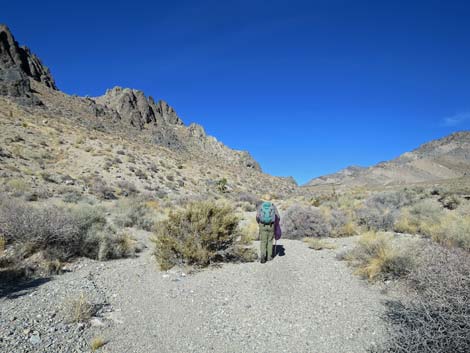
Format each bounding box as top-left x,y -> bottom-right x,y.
65,293 -> 95,323
239,217 -> 259,242
303,237 -> 337,250
345,231 -> 414,281
90,336 -> 107,351
0,235 -> 5,256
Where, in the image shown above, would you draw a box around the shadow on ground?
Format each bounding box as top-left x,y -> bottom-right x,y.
273,244 -> 285,258
0,270 -> 51,299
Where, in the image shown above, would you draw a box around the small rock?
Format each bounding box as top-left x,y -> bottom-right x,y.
30,334 -> 41,345
90,317 -> 105,327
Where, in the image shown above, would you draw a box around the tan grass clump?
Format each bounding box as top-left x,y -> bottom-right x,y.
345,231 -> 414,281
303,237 -> 337,250
90,336 -> 107,351
65,293 -> 95,323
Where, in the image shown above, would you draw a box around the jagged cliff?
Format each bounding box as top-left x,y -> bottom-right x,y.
0,24 -> 296,197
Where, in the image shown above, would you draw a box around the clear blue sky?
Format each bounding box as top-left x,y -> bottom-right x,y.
3,0 -> 470,184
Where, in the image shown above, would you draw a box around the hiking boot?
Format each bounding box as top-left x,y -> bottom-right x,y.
260,257 -> 267,264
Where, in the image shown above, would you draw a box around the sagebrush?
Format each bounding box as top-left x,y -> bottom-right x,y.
153,201 -> 256,270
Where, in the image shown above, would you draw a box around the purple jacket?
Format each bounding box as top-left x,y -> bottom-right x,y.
274,215 -> 282,240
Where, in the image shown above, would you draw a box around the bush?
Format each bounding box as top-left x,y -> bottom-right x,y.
62,190 -> 84,203
328,209 -> 357,237
152,201 -> 255,270
0,198 -> 136,262
116,180 -> 139,197
344,232 -> 415,281
394,199 -> 444,236
281,204 -> 331,239
356,189 -> 425,231
88,178 -> 116,200
430,213 -> 470,251
377,245 -> 470,353
112,198 -> 158,231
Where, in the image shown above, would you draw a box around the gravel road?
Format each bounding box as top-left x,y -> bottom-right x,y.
93,236 -> 387,353
1,235 -> 387,353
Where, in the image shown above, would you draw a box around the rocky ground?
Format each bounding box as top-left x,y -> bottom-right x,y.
0,233 -> 388,353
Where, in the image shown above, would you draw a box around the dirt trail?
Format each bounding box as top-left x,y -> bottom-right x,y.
90,235 -> 387,353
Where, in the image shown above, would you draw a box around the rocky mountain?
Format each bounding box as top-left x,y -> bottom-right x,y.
0,24 -> 296,199
0,25 -> 56,105
306,131 -> 470,189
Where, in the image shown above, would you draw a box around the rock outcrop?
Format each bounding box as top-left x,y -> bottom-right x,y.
0,24 -> 56,105
95,87 -> 183,128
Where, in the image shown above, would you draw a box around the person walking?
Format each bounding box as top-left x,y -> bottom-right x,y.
256,196 -> 280,263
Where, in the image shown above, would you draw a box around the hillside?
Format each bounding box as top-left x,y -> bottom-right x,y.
306,131 -> 470,190
0,24 -> 297,200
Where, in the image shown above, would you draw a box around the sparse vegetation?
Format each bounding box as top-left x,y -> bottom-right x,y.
65,293 -> 95,323
152,200 -> 256,270
0,197 -> 137,263
112,197 -> 159,231
90,336 -> 107,351
377,245 -> 470,353
344,231 -> 415,281
303,237 -> 337,250
281,204 -> 331,239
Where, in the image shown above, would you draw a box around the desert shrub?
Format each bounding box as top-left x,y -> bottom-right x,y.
239,217 -> 259,242
356,189 -> 425,232
328,209 -> 357,237
116,180 -> 139,197
4,178 -> 31,196
430,213 -> 470,251
236,192 -> 258,205
88,178 -> 116,200
344,232 -> 415,281
378,245 -> 470,353
217,178 -> 228,193
62,190 -> 84,203
95,230 -> 137,261
394,199 -> 444,236
281,204 -> 331,239
438,193 -> 461,210
235,192 -> 258,211
112,197 -> 159,231
356,205 -> 398,232
152,201 -> 255,270
0,198 -> 134,262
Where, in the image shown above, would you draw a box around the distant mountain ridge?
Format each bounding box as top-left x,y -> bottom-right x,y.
306,131 -> 470,188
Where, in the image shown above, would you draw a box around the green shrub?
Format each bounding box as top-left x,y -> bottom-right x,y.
152,201 -> 255,270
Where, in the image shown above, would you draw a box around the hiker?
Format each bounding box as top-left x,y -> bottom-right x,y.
256,196 -> 280,263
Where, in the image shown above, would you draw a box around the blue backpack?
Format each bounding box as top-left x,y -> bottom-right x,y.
259,202 -> 275,224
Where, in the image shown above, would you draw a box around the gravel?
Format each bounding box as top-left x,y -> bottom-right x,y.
0,235 -> 388,353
